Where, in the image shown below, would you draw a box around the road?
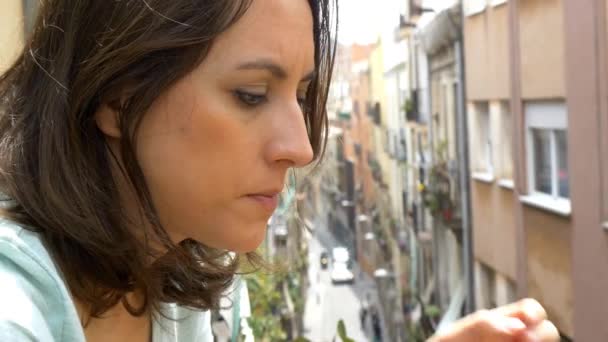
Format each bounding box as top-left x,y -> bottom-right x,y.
303,221 -> 388,342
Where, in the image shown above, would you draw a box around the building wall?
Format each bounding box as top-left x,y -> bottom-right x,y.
565,0 -> 608,340
523,207 -> 573,337
469,97 -> 517,280
356,72 -> 376,207
471,183 -> 517,281
519,0 -> 565,99
466,1 -> 575,337
464,2 -> 511,101
0,0 -> 25,74
429,49 -> 457,161
369,42 -> 391,190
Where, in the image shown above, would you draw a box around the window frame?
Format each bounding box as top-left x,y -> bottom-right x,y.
490,0 -> 507,7
498,101 -> 514,183
464,0 -> 487,17
472,102 -> 494,179
522,102 -> 571,216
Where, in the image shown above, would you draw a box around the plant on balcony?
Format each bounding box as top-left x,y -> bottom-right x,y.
420,142 -> 456,226
246,270 -> 288,341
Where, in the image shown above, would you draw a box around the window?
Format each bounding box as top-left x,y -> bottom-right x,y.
495,273 -> 516,307
490,0 -> 507,6
475,102 -> 493,175
499,101 -> 513,181
476,262 -> 497,309
522,102 -> 570,215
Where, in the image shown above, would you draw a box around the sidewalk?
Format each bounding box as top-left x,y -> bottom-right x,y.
352,265 -> 390,342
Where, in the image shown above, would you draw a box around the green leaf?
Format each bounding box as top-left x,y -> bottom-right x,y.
336,320 -> 355,342
293,337 -> 312,342
337,320 -> 347,338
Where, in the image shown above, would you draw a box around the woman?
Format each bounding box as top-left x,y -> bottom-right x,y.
0,0 -> 558,341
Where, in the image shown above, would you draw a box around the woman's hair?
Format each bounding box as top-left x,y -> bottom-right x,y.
0,0 -> 336,319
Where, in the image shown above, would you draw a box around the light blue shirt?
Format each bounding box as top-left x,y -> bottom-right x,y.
0,219 -> 214,341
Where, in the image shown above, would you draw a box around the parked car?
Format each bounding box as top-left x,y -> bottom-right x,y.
331,246 -> 350,264
330,261 -> 354,284
320,251 -> 329,270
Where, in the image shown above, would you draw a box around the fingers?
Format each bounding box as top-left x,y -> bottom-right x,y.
429,309 -> 527,342
428,299 -> 559,342
493,298 -> 547,327
516,319 -> 560,342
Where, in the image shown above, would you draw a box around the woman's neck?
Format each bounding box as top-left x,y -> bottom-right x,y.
74,292 -> 151,342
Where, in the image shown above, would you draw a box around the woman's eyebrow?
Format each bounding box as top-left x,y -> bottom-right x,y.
236,58 -> 315,82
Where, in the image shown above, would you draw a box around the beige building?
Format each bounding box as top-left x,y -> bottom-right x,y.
1,1 -> 27,73
415,3 -> 471,331
465,0 -> 608,340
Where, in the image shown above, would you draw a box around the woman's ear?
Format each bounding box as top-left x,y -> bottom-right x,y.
95,101 -> 122,138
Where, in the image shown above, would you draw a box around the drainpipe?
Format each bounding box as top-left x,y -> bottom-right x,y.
455,0 -> 476,314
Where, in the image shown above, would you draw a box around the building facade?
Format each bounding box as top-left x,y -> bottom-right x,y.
465,0 -> 608,340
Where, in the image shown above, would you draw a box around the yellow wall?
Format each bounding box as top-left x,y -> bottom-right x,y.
464,3 -> 511,101
369,41 -> 392,188
524,207 -> 573,337
471,182 -> 518,281
519,0 -> 566,99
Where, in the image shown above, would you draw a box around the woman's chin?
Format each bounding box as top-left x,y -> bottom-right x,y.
230,231 -> 267,253
203,221 -> 268,254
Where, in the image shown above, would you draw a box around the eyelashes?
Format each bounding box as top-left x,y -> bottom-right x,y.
234,90 -> 267,107
233,89 -> 309,112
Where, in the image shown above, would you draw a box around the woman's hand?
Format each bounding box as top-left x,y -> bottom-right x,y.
428,299 -> 560,342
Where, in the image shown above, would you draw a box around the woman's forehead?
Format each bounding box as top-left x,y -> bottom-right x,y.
205,0 -> 315,72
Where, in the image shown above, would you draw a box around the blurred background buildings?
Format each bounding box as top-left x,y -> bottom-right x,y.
3,0 -> 608,341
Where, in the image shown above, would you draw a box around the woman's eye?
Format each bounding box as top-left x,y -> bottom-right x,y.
235,90 -> 267,107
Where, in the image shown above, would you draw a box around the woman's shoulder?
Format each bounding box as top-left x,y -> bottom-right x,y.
0,218 -> 86,341
0,218 -> 62,289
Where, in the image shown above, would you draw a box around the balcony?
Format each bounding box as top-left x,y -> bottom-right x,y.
405,90 -> 420,123
367,101 -> 382,126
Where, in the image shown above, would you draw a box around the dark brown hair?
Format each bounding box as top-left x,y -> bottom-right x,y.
0,0 -> 336,319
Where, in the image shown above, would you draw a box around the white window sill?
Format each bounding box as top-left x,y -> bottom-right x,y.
520,195 -> 571,217
465,7 -> 486,17
497,179 -> 514,190
471,172 -> 495,184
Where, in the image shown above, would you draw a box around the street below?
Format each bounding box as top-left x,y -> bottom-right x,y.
303,219 -> 388,342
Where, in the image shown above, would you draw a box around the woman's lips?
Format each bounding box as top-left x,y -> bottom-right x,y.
246,193 -> 279,212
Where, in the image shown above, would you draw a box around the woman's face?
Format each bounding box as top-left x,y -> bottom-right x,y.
134,0 -> 315,252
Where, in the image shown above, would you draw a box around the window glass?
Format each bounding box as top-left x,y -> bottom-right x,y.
501,103 -> 513,179
532,129 -> 552,195
556,130 -> 569,198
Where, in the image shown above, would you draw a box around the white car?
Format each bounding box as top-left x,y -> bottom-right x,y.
332,247 -> 350,264
330,262 -> 355,284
